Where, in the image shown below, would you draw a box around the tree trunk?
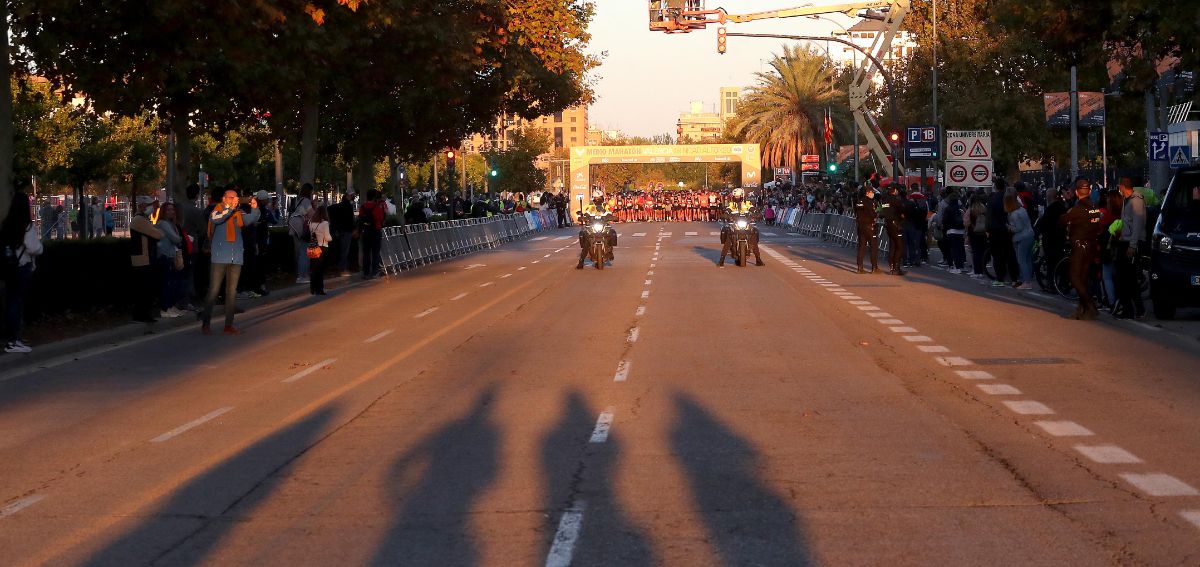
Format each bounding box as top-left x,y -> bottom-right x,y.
299,95 -> 319,186
170,113 -> 191,203
0,0 -> 15,220
352,146 -> 375,199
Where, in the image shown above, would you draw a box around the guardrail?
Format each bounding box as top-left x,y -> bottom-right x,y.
767,207 -> 891,253
380,209 -> 563,275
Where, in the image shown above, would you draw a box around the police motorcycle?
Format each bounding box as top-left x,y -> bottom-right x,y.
577,190 -> 616,270
727,213 -> 754,267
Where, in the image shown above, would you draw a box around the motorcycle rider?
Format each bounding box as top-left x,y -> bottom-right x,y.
718,187 -> 765,267
577,189 -> 617,269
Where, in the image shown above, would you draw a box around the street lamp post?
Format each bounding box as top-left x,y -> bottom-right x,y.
726,31 -> 900,180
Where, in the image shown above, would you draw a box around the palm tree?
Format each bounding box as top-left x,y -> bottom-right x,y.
733,45 -> 850,171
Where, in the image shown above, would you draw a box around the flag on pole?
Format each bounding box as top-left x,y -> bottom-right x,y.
823,108 -> 833,146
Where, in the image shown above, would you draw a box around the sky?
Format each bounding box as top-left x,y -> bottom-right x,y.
586,1 -> 853,138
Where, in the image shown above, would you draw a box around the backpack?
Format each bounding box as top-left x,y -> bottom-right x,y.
943,202 -> 965,231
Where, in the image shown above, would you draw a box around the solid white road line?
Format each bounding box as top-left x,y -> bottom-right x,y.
1120,473 -> 1200,496
365,330 -> 394,343
1034,421 -> 1094,437
955,370 -> 995,380
614,360 -> 632,382
0,495 -> 45,518
590,409 -> 615,443
628,327 -> 640,343
1073,444 -> 1143,464
1002,400 -> 1055,415
451,293 -> 469,301
635,306 -> 646,317
545,501 -> 587,567
151,407 -> 234,443
282,358 -> 338,384
976,384 -> 1021,395
414,307 -> 439,318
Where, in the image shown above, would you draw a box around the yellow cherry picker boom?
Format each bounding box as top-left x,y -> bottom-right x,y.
649,1 -> 911,181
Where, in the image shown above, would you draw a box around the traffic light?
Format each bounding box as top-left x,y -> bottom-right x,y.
716,27 -> 727,54
888,132 -> 901,146
490,168 -> 498,177
445,150 -> 456,170
828,163 -> 838,173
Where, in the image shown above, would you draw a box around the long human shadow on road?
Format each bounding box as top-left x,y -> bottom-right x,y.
369,386 -> 499,567
541,391 -> 653,566
670,393 -> 813,567
82,408 -> 336,567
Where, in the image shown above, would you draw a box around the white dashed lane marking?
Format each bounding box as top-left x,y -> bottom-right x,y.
614,360 -> 632,382
628,327 -> 640,343
1120,473 -> 1200,497
889,326 -> 917,333
480,282 -> 494,288
414,307 -> 438,318
365,330 -> 394,343
934,356 -> 972,366
0,495 -> 45,518
641,291 -> 650,299
282,359 -> 338,384
918,345 -> 950,353
589,409 -> 615,443
1074,444 -> 1143,464
956,370 -> 995,380
976,383 -> 1020,395
545,501 -> 587,567
151,407 -> 234,443
1002,400 -> 1055,415
1180,510 -> 1200,530
451,293 -> 469,301
1034,420 -> 1095,437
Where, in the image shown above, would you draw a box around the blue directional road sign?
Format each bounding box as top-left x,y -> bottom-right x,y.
905,126 -> 940,161
1149,131 -> 1169,162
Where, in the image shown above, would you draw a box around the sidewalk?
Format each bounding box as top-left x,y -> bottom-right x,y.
0,273 -> 372,377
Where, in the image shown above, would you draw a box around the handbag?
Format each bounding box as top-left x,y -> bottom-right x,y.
173,249 -> 185,271
306,224 -> 323,259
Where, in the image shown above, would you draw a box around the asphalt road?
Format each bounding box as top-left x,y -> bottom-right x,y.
2,222 -> 1200,566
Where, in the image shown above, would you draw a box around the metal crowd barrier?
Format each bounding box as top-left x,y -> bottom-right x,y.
379,210 -> 561,275
765,210 -> 892,253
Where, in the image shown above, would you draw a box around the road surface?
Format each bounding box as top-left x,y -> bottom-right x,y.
2,222 -> 1199,566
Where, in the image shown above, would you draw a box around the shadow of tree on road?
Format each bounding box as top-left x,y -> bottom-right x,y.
670,393 -> 813,567
82,408 -> 336,567
541,391 -> 653,567
369,386 -> 499,567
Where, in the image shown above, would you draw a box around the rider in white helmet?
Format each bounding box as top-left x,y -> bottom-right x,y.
718,187 -> 764,267
578,188 -> 617,268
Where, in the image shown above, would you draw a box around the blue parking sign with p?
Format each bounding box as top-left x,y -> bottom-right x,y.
905,126 -> 939,160
1150,131 -> 1169,162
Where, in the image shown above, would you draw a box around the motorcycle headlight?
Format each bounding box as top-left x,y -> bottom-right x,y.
591,223 -> 604,233
736,220 -> 749,230
1158,235 -> 1173,253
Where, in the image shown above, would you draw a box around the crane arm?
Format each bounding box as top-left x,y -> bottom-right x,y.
724,1 -> 896,24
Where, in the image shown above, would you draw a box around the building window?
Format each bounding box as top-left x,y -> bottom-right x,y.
554,111 -> 563,122
570,116 -> 577,123
570,126 -> 577,132
571,137 -> 577,143
542,117 -> 548,124
554,127 -> 563,149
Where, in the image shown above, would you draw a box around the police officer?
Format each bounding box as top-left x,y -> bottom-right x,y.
853,183 -> 880,273
718,187 -> 764,267
880,183 -> 906,275
577,189 -> 616,269
1059,178 -> 1105,319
